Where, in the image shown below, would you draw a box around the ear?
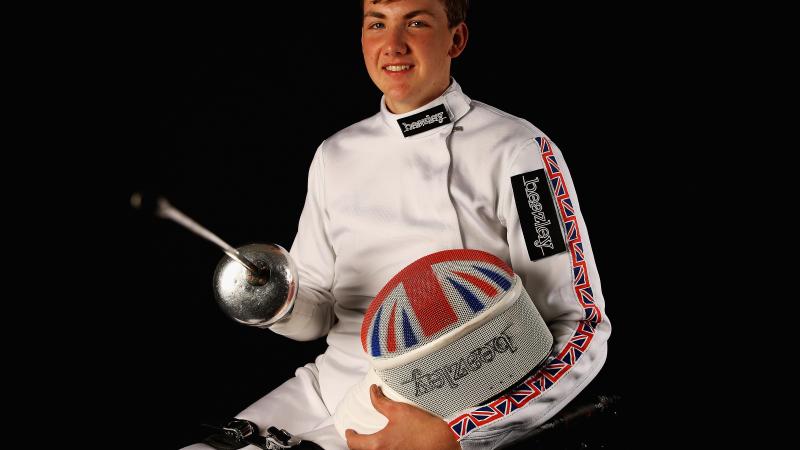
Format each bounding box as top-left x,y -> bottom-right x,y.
448,22 -> 469,58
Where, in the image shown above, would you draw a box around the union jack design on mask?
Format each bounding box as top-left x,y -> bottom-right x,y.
361,250 -> 514,358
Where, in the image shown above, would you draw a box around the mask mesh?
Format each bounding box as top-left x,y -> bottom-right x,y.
363,250 -> 516,358
376,287 -> 552,418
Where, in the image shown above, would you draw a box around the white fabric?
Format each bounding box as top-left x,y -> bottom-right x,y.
180,353 -> 352,450
332,368 -> 397,438
182,80 -> 611,450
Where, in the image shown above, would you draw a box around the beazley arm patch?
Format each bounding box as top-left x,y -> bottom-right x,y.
511,169 -> 567,261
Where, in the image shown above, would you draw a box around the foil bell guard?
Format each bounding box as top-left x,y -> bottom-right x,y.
213,243 -> 298,328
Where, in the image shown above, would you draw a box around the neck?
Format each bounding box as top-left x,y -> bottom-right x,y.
385,78 -> 453,114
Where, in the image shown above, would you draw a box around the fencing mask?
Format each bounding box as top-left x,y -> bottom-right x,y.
333,249 -> 553,438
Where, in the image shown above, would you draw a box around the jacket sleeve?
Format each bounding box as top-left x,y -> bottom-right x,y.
269,143 -> 337,341
456,135 -> 611,448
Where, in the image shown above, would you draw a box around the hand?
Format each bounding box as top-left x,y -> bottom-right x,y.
345,384 -> 461,450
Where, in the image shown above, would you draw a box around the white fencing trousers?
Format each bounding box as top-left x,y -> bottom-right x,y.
180,353 -> 349,450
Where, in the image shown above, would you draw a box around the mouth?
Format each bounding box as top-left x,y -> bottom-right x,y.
382,64 -> 414,74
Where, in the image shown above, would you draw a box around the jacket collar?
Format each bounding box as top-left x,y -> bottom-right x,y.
379,79 -> 472,139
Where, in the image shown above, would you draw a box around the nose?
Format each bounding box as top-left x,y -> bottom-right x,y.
383,27 -> 408,56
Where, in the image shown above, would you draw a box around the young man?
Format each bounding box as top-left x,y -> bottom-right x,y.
184,0 -> 610,449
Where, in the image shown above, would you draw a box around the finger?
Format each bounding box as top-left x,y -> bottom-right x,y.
345,428 -> 360,449
345,428 -> 379,450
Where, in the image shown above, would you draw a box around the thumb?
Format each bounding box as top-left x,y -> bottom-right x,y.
368,384 -> 395,416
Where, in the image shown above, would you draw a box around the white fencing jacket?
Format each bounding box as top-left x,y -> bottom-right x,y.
270,80 -> 611,448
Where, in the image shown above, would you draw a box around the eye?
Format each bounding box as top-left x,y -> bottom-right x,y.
367,22 -> 385,30
409,20 -> 427,28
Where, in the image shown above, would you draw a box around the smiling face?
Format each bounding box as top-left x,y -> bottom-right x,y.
361,0 -> 468,114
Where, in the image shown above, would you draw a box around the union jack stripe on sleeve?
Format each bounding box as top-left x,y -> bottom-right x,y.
448,137 -> 604,440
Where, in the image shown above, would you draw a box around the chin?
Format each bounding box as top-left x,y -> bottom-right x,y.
384,87 -> 417,106
383,82 -> 410,96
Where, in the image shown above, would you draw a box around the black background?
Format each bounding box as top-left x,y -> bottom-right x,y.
104,2 -> 674,448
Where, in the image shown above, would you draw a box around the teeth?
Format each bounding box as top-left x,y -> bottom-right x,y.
385,65 -> 410,72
